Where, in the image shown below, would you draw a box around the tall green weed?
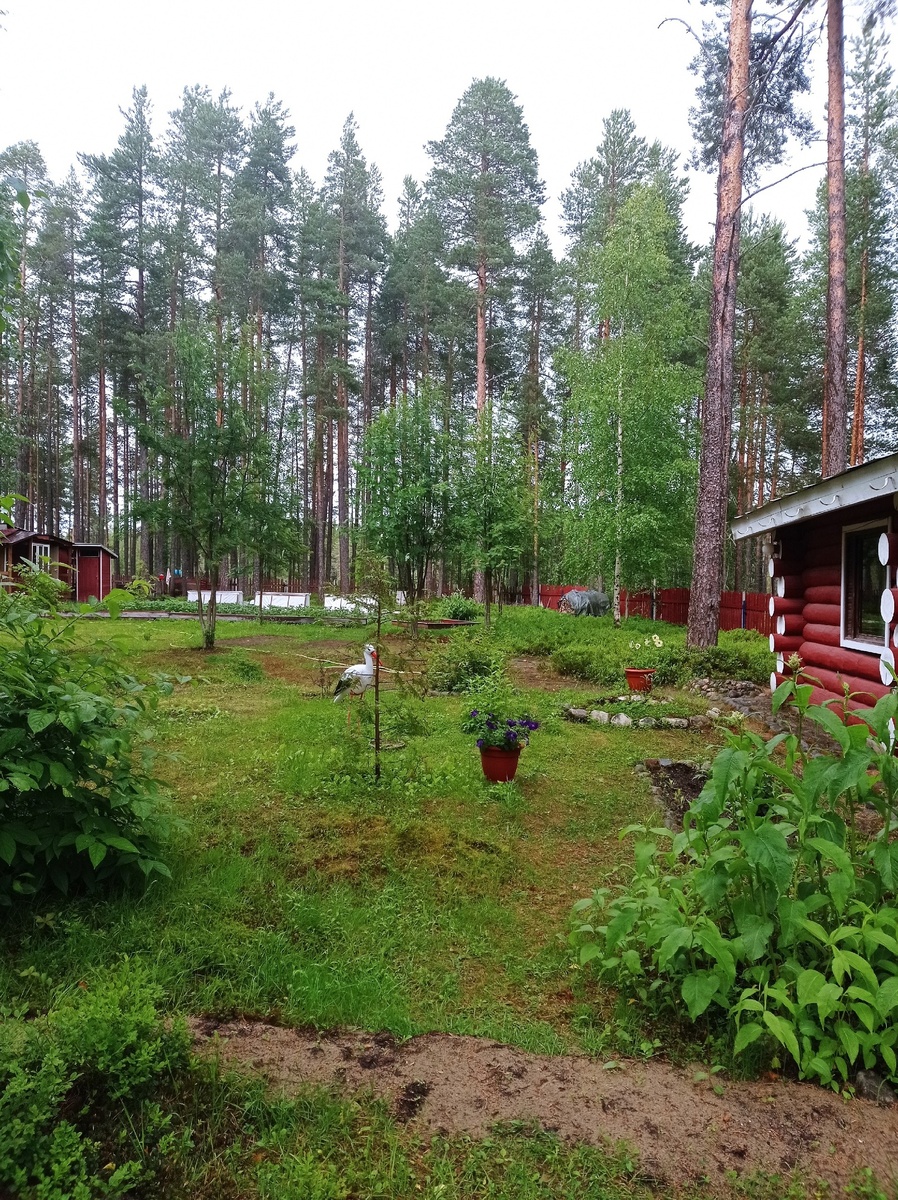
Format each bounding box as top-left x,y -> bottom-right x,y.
571,680 -> 898,1090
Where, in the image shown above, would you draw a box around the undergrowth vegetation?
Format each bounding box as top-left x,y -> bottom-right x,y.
571,675 -> 898,1091
492,608 -> 773,687
0,966 -> 190,1198
0,592 -> 174,903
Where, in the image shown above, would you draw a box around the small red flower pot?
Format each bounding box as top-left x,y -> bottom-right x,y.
479,746 -> 522,783
624,668 -> 656,693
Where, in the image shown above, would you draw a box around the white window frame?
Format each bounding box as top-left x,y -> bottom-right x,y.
32,542 -> 52,570
841,518 -> 890,653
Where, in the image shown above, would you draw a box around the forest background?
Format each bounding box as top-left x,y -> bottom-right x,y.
0,1 -> 896,616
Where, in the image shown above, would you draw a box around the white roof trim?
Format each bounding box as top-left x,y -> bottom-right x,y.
731,454 -> 898,542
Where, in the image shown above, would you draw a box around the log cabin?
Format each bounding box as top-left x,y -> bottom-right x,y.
0,528 -> 117,602
0,527 -> 74,589
730,452 -> 898,715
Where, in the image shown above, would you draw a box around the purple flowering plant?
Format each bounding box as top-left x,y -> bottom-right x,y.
461,674 -> 540,751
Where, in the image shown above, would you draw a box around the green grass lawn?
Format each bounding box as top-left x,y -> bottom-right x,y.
1,615 -> 721,1049
0,612 -> 780,1198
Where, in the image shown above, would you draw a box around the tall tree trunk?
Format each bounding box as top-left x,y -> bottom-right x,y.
850,251 -> 867,466
475,255 -> 487,418
473,252 -> 489,603
530,439 -> 540,607
612,363 -> 624,628
336,235 -> 351,593
14,200 -> 29,528
69,225 -> 82,541
823,0 -> 848,478
686,0 -> 752,649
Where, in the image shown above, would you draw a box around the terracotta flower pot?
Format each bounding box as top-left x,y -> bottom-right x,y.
624,667 -> 656,693
479,745 -> 522,783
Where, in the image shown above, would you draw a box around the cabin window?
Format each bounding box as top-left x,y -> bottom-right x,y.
842,521 -> 887,649
32,542 -> 52,569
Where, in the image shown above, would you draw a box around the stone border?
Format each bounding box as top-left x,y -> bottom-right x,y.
563,703 -> 711,731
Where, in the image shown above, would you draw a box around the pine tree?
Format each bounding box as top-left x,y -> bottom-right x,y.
81,86 -> 158,574
322,115 -> 386,591
427,77 -> 544,419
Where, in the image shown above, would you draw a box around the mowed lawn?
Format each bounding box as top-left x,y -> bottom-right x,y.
0,616 -> 722,1053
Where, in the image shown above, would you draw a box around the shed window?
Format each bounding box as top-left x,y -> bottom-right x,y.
843,524 -> 887,646
32,542 -> 51,569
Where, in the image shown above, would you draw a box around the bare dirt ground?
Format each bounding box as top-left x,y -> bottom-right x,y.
191,1021 -> 898,1193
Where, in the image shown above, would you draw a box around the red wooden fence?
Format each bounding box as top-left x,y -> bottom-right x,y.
539,584 -> 773,636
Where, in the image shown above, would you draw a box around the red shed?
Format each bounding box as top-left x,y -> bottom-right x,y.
73,544 -> 118,602
731,452 -> 898,714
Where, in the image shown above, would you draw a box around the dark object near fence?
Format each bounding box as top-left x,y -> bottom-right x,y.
559,588 -> 610,617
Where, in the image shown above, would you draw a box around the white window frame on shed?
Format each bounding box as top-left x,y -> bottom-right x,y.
31,542 -> 52,569
841,517 -> 890,653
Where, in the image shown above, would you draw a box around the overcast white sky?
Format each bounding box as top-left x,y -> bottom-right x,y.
0,0 -> 877,253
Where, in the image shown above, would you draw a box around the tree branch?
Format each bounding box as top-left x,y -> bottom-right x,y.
740,158 -> 827,207
658,17 -> 717,67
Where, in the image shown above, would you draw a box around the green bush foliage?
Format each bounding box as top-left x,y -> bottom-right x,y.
571,681 -> 898,1090
492,607 -> 773,688
0,967 -> 190,1198
11,561 -> 70,612
427,630 -> 504,692
653,630 -> 774,687
0,593 -> 173,902
431,593 -> 483,621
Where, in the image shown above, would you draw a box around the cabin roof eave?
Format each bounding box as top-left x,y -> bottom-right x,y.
731,453 -> 898,543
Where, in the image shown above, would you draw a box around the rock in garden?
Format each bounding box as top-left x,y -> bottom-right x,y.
638,717 -> 657,728
706,708 -> 721,718
610,713 -> 632,727
567,708 -> 589,722
661,717 -> 689,729
590,710 -> 610,724
689,715 -> 711,729
855,1070 -> 897,1106
658,758 -> 673,768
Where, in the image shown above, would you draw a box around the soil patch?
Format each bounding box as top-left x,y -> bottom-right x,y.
643,760 -> 708,827
191,1021 -> 898,1192
508,655 -> 575,692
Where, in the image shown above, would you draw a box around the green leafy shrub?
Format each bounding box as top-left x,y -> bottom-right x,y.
0,592 -> 173,902
0,967 -> 190,1198
652,629 -> 773,687
427,630 -> 504,692
571,682 -> 898,1090
432,592 -> 483,621
550,642 -> 634,687
495,605 -> 600,657
11,560 -> 70,612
